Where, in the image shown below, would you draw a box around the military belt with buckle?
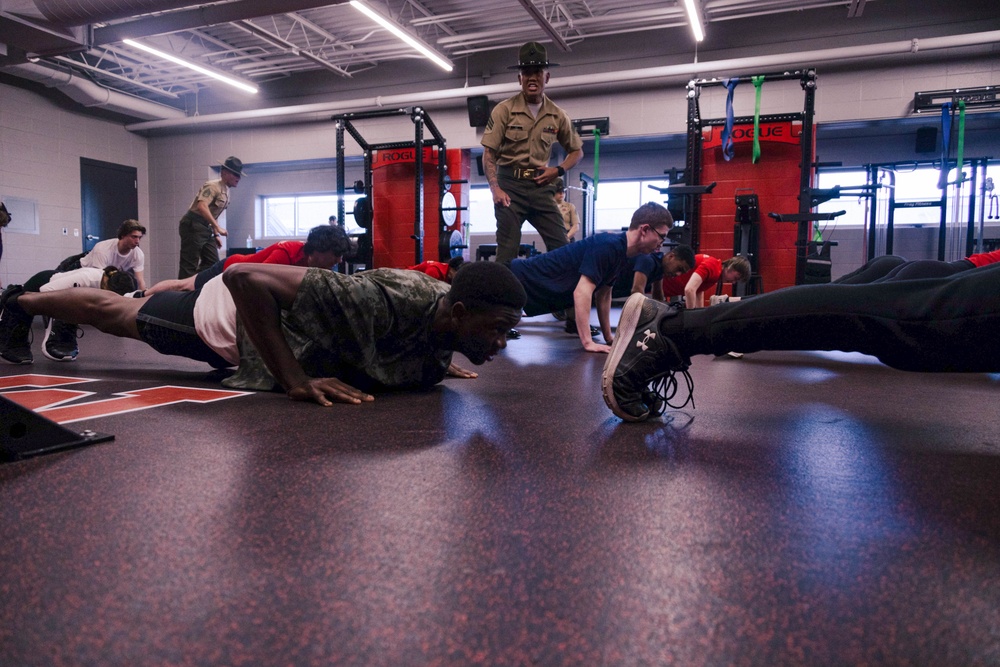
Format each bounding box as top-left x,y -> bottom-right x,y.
500,166 -> 538,179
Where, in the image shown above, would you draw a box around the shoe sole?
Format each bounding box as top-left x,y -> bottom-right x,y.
0,353 -> 33,365
41,348 -> 77,362
601,292 -> 648,422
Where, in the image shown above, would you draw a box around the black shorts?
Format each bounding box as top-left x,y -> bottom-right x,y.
193,258 -> 226,291
136,291 -> 232,368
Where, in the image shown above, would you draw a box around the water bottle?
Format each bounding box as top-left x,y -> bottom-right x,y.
246,235 -> 253,248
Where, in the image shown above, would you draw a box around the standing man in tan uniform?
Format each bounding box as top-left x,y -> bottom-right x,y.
481,42 -> 583,265
177,156 -> 244,279
554,178 -> 580,241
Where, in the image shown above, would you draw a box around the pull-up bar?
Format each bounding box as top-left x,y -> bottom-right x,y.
688,68 -> 816,89
333,106 -> 448,265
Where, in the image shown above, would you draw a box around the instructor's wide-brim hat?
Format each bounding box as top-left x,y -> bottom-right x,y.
508,41 -> 558,69
219,156 -> 245,177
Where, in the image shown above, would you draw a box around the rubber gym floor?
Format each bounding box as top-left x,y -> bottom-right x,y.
2,311 -> 998,666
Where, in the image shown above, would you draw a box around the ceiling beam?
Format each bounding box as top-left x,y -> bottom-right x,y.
93,0 -> 350,45
515,0 -> 570,52
234,20 -> 352,77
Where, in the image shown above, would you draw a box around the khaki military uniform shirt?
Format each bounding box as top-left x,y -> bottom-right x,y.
189,179 -> 229,220
481,93 -> 582,169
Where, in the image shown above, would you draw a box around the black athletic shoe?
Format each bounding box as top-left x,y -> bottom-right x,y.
0,284 -> 33,364
564,319 -> 602,340
42,317 -> 81,361
602,293 -> 694,422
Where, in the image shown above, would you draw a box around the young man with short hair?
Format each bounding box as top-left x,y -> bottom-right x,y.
1,262 -> 526,407
10,219 -> 147,363
617,245 -> 696,300
508,202 -> 674,353
661,254 -> 752,309
142,224 -> 352,297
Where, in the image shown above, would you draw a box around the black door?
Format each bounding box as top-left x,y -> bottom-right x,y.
80,158 -> 138,252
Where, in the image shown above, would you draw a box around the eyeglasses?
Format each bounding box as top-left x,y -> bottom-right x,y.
649,226 -> 668,242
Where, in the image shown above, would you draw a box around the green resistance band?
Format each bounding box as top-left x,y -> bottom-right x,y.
752,75 -> 765,163
592,128 -> 601,201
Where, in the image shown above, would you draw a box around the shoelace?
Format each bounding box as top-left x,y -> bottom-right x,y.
644,368 -> 695,417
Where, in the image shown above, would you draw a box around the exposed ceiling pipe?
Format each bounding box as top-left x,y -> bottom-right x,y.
123,29 -> 1000,132
29,0 -> 223,27
4,62 -> 188,120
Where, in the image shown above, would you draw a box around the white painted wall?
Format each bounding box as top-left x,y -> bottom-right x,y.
0,84 -> 149,287
2,52 -> 999,286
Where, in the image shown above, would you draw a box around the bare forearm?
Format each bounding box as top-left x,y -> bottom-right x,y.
684,287 -> 703,309
223,265 -> 307,391
595,287 -> 613,342
573,288 -> 594,346
483,148 -> 500,190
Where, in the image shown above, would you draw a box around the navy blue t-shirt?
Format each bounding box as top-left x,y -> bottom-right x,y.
509,232 -> 628,316
612,251 -> 663,298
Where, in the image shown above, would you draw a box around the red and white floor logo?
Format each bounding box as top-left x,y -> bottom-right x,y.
0,374 -> 251,424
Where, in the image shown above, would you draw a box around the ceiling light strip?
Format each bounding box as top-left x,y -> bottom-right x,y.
122,38 -> 258,94
349,0 -> 453,72
683,0 -> 705,42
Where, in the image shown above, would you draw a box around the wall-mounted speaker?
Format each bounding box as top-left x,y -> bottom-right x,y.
915,126 -> 937,154
467,96 -> 493,127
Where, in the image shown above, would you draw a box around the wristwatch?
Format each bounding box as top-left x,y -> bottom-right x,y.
556,166 -> 566,177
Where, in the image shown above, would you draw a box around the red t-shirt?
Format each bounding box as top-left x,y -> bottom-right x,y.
407,260 -> 450,281
224,241 -> 307,269
661,254 -> 722,297
965,249 -> 1000,268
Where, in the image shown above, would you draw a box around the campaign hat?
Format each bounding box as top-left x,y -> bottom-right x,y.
220,156 -> 245,177
509,42 -> 558,69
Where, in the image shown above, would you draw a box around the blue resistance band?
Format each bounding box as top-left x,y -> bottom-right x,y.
721,78 -> 738,161
937,102 -> 952,189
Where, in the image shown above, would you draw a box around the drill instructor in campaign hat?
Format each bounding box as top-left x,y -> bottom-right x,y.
481,42 -> 584,264
177,156 -> 245,279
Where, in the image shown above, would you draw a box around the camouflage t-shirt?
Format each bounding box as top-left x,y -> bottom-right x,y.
222,268 -> 452,393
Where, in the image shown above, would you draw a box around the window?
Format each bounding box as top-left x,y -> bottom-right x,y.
468,186 -> 494,234
593,179 -> 671,232
815,168 -> 872,231
260,193 -> 364,238
467,178 -> 673,235
815,161 -> 1000,231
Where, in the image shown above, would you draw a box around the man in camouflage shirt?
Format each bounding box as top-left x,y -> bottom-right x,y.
0,262 -> 526,406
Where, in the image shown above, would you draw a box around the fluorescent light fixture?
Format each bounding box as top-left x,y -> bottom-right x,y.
682,0 -> 705,42
123,38 -> 258,94
350,0 -> 453,72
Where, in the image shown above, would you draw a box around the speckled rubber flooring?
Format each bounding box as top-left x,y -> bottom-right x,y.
2,313 -> 999,666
